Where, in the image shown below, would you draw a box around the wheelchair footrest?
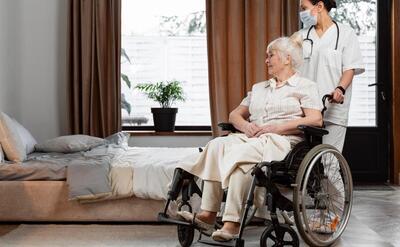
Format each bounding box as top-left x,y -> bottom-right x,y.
157,213 -> 192,226
198,238 -> 244,247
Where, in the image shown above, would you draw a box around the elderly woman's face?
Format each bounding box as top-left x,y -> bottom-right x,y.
265,50 -> 285,76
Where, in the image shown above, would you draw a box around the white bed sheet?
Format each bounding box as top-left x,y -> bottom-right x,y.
112,147 -> 201,200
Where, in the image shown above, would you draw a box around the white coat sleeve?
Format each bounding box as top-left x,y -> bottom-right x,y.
342,29 -> 365,75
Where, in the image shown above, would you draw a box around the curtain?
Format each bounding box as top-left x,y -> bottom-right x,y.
67,0 -> 121,138
391,0 -> 400,184
206,0 -> 299,136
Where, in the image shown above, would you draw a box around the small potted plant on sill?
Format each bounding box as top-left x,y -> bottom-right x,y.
135,80 -> 185,132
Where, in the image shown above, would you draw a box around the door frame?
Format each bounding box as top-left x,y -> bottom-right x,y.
390,0 -> 400,185
343,0 -> 392,183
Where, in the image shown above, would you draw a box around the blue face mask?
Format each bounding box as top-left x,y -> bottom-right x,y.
299,9 -> 317,28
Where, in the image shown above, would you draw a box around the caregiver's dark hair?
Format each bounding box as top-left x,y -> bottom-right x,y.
310,0 -> 337,12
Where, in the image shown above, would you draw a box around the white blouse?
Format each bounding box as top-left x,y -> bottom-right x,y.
240,73 -> 322,127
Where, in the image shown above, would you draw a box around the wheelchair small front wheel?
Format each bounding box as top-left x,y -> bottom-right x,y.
177,224 -> 194,247
293,144 -> 353,247
260,224 -> 299,247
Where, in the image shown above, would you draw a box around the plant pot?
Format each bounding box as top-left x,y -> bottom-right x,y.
151,107 -> 178,132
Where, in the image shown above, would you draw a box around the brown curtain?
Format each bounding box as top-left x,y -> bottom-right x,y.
206,0 -> 299,136
67,0 -> 121,138
391,0 -> 400,184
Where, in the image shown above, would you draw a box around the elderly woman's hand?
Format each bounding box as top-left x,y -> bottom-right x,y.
254,125 -> 281,137
242,122 -> 262,138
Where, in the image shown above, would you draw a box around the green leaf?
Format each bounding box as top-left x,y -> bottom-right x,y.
121,73 -> 131,88
121,93 -> 131,115
121,48 -> 131,63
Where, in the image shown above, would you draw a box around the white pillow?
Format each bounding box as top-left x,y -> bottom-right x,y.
0,112 -> 26,162
35,135 -> 106,153
12,118 -> 37,155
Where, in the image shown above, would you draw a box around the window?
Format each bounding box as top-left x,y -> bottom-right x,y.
121,0 -> 211,130
331,0 -> 377,126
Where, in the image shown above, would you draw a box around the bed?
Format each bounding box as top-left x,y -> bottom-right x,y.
0,112 -> 202,222
0,146 -> 202,222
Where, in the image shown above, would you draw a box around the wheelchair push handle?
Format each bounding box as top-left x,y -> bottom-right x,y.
321,94 -> 331,116
321,93 -> 344,115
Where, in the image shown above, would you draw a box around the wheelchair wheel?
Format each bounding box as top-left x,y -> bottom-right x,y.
260,223 -> 299,247
177,202 -> 195,247
293,144 -> 353,247
177,225 -> 195,247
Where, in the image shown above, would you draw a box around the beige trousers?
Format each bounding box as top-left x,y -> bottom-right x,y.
200,168 -> 266,223
178,133 -> 294,189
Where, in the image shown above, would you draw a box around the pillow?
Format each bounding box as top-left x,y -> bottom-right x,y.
35,135 -> 106,153
13,118 -> 37,155
0,112 -> 26,162
105,132 -> 130,145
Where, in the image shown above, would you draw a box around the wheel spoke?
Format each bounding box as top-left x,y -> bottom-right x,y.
295,145 -> 352,247
268,233 -> 277,242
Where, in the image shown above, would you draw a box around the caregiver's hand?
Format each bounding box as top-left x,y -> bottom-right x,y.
330,88 -> 344,104
242,122 -> 262,138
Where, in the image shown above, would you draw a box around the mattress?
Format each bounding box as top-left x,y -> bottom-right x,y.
0,147 -> 201,198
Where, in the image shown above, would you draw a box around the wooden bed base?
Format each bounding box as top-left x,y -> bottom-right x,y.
0,181 -> 164,222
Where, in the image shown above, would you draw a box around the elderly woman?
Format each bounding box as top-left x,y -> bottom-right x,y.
177,35 -> 323,242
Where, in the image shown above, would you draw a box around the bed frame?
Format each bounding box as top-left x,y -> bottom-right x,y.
0,181 -> 164,222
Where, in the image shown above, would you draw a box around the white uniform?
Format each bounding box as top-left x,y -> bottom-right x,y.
298,23 -> 365,151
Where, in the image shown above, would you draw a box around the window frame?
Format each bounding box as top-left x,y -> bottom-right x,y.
122,125 -> 211,131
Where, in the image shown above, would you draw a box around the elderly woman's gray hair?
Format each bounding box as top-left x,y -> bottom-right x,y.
267,33 -> 303,70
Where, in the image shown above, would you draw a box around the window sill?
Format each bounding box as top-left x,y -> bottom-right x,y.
125,130 -> 212,136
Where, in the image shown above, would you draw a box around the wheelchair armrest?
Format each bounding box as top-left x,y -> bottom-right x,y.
218,122 -> 239,133
297,125 -> 329,137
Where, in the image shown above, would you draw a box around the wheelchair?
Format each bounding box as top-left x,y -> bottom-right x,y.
158,95 -> 353,247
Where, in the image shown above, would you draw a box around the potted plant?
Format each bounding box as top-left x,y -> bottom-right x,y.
135,80 -> 185,131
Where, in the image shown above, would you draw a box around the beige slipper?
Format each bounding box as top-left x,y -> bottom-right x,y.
211,229 -> 239,242
176,211 -> 214,233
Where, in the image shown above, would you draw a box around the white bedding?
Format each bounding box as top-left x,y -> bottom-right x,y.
111,147 -> 201,200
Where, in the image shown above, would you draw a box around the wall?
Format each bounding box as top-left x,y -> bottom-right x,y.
0,0 -> 210,148
0,0 -> 68,143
